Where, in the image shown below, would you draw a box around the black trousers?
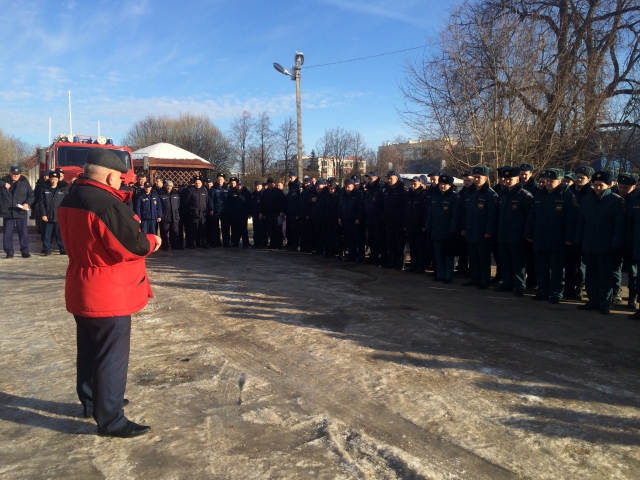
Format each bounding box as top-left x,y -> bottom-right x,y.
232,217 -> 249,246
187,219 -> 207,247
267,214 -> 283,248
456,237 -> 469,273
564,243 -> 585,295
220,213 -> 232,246
252,217 -> 267,247
408,231 -> 426,271
314,222 -> 327,254
524,240 -> 537,288
468,240 -> 492,287
208,214 -> 221,246
75,315 -> 131,432
300,217 -> 314,252
366,214 -> 386,264
286,215 -> 299,249
584,252 -> 615,309
160,220 -> 180,249
386,221 -> 406,267
3,217 -> 29,255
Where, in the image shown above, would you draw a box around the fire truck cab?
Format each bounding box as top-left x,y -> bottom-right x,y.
26,134 -> 136,189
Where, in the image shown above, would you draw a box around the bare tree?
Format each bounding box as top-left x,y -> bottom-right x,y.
229,111 -> 253,177
348,131 -> 367,178
0,130 -> 34,173
275,116 -> 297,176
401,0 -> 640,175
122,113 -> 234,171
254,112 -> 274,177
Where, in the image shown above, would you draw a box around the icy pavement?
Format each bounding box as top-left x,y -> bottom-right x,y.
1,234 -> 639,479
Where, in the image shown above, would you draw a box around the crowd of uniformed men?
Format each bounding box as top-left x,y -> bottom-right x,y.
3,162 -> 640,319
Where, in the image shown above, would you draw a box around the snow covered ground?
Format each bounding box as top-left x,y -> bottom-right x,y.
1,234 -> 639,479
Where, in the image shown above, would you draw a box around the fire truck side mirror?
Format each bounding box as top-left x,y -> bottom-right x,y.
143,154 -> 149,172
38,149 -> 46,165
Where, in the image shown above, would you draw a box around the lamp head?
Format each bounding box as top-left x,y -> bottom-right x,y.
295,52 -> 304,67
273,63 -> 290,76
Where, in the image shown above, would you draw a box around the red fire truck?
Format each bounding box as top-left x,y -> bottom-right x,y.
26,133 -> 137,189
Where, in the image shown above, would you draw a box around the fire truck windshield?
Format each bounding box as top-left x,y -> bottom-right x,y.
56,146 -> 131,170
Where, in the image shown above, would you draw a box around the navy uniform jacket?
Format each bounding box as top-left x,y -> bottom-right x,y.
423,184 -> 440,222
0,175 -> 35,218
497,183 -> 533,244
299,184 -> 315,220
186,186 -> 208,221
229,186 -> 251,218
134,191 -> 163,221
575,188 -> 625,254
403,186 -> 426,234
311,189 -> 329,223
38,184 -> 69,222
522,178 -> 539,196
179,187 -> 191,220
426,187 -> 460,241
261,187 -> 287,216
461,182 -> 498,242
286,180 -> 301,217
625,190 -> 640,260
383,181 -> 406,224
326,190 -> 341,225
338,190 -> 364,222
250,189 -> 263,218
571,183 -> 595,207
364,179 -> 385,216
208,184 -> 230,216
525,184 -> 577,251
159,189 -> 180,223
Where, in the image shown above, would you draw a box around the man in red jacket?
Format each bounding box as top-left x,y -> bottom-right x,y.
58,149 -> 161,438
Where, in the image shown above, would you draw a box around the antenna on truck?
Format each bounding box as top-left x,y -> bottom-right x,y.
68,91 -> 73,137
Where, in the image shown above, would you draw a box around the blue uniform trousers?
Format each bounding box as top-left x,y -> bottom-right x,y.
467,240 -> 492,287
408,232 -> 426,271
3,217 -> 29,255
43,221 -> 65,252
252,217 -> 267,247
286,215 -> 299,249
434,240 -> 454,281
140,220 -> 156,235
499,242 -> 526,291
535,250 -> 565,299
75,315 -> 131,433
584,252 -> 615,309
366,214 -> 387,264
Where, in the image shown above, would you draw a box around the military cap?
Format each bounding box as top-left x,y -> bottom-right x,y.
543,168 -> 564,180
328,180 -> 338,188
519,163 -> 534,172
618,173 -> 638,185
238,180 -> 245,186
592,170 -> 612,184
55,168 -> 64,174
411,176 -> 421,182
193,175 -> 203,182
42,170 -> 51,177
316,179 -> 326,186
501,167 -> 520,178
303,176 -> 310,181
9,165 -> 21,174
229,176 -> 238,182
345,179 -> 356,186
428,171 -> 442,177
143,181 -> 152,188
86,149 -> 128,173
266,177 -> 275,183
564,172 -> 577,182
164,180 -> 174,186
49,171 -> 60,179
288,171 -> 297,177
439,174 -> 454,185
462,170 -> 473,177
216,172 -> 225,178
496,166 -> 508,177
387,170 -> 399,178
575,165 -> 595,177
254,180 -> 261,185
419,175 -> 429,184
351,176 -> 360,183
472,165 -> 490,176
206,178 -> 214,183
366,171 -> 378,177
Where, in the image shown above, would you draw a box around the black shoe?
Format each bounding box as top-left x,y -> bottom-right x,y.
612,296 -> 623,305
394,265 -> 403,270
550,297 -> 560,305
432,277 -> 444,282
577,303 -> 598,311
405,267 -> 417,273
443,279 -> 453,284
43,251 -> 51,256
5,253 -> 14,259
382,263 -> 394,269
22,253 -> 31,258
59,250 -> 67,255
627,300 -> 637,310
627,310 -> 640,320
98,420 -> 150,438
599,306 -> 610,315
515,289 -> 525,297
532,295 -> 549,301
462,281 -> 479,287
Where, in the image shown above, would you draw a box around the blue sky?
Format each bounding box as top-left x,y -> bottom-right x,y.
0,0 -> 452,153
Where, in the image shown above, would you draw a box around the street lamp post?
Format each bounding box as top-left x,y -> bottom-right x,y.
274,52 -> 304,180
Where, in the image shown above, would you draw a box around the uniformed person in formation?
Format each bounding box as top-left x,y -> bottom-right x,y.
38,169 -> 68,255
229,179 -> 251,247
250,181 -> 267,248
285,172 -> 301,251
261,178 -> 287,249
364,171 -> 386,266
338,179 -> 364,262
425,174 -> 459,283
575,170 -> 625,314
133,181 -> 162,235
404,176 -> 426,273
0,165 -> 35,258
158,180 -> 182,250
526,168 -> 578,304
496,167 -> 532,296
461,166 -> 497,289
382,170 -> 406,270
186,175 -> 208,248
612,173 -> 637,306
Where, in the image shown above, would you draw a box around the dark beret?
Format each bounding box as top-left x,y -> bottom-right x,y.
519,163 -> 534,172
86,149 -> 128,173
592,170 -> 613,184
472,166 -> 490,176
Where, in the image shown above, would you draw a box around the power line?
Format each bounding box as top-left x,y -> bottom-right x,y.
304,44 -> 436,69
